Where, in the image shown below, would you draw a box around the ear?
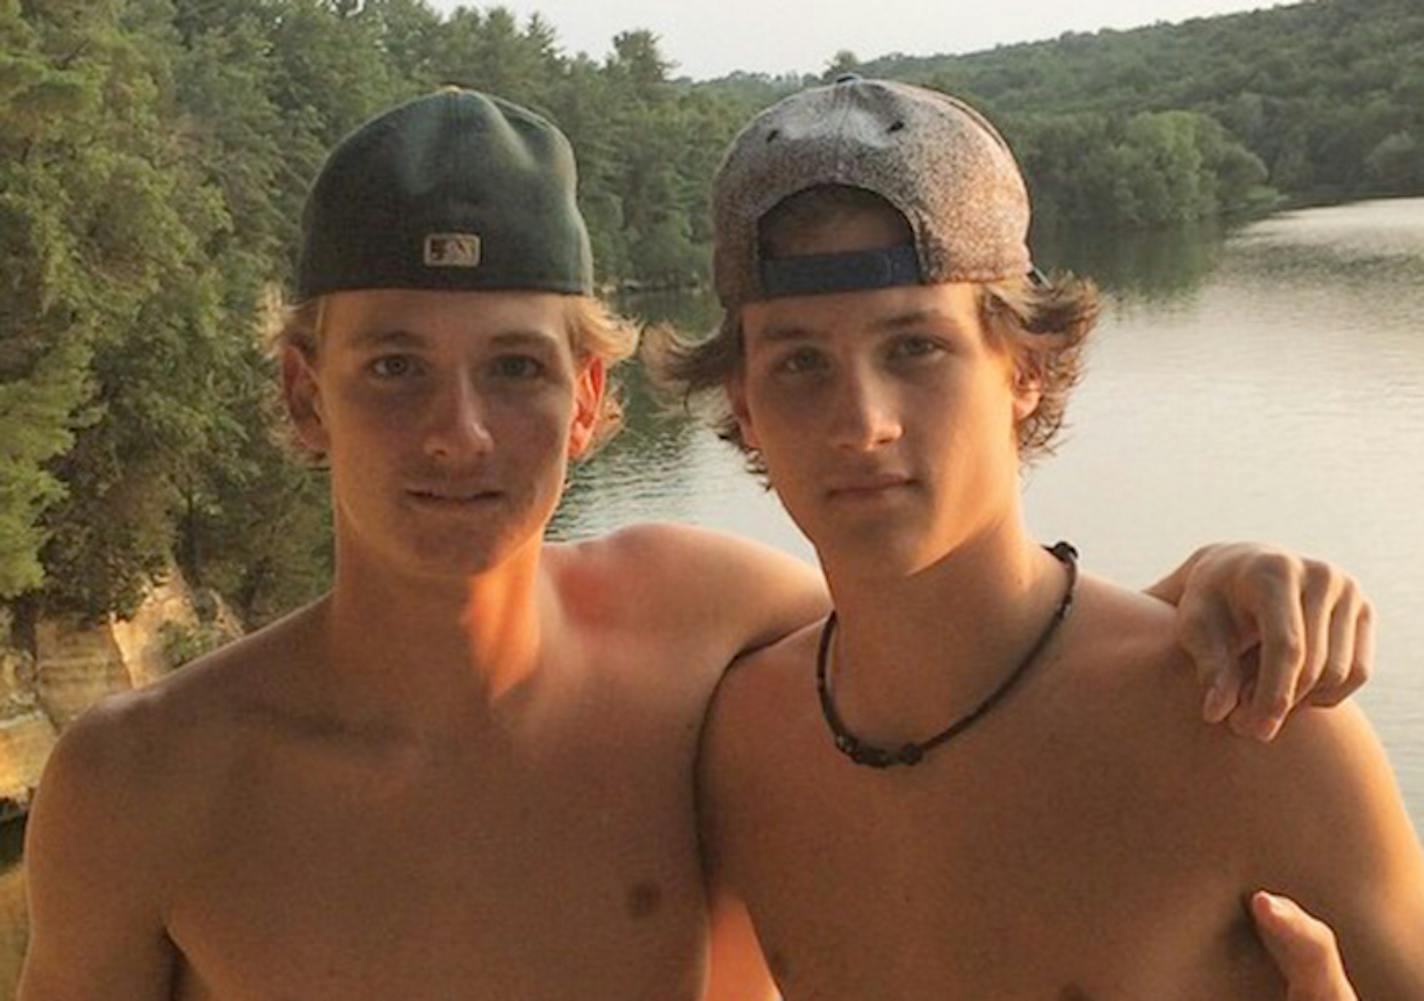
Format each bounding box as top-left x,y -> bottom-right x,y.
1010,361 -> 1043,425
567,356 -> 606,458
281,346 -> 330,454
725,368 -> 761,451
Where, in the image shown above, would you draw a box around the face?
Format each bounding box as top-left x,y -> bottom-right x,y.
284,288 -> 603,581
731,220 -> 1040,578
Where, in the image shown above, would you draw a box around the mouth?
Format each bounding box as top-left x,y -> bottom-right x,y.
405,488 -> 503,507
825,474 -> 916,502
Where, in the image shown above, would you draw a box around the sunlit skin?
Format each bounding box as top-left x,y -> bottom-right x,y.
291,290 -> 603,699
13,248 -> 1389,999
700,218 -> 1424,1000
731,268 -> 1081,756
306,290 -> 600,583
14,288 -> 830,1001
737,279 -> 1034,584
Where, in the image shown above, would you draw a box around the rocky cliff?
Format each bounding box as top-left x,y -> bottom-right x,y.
0,569 -> 239,814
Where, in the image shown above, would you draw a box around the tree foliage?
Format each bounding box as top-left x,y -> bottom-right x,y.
1,0 -> 1419,633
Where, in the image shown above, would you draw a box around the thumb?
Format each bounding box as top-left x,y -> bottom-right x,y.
1200,651 -> 1242,724
1251,891 -> 1357,1001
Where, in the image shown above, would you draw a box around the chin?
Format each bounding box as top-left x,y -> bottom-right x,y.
374,509 -> 542,579
813,528 -> 941,581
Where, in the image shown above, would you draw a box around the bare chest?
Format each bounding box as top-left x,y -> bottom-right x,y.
728,734 -> 1281,1001
167,697 -> 709,999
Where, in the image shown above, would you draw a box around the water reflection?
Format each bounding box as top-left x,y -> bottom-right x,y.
1033,220 -> 1227,304
553,198 -> 1424,835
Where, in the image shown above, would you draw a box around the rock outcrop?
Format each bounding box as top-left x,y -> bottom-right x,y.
0,569 -> 240,813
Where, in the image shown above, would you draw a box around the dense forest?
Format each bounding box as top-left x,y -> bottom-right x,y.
705,0 -> 1424,226
2,0 -> 1421,642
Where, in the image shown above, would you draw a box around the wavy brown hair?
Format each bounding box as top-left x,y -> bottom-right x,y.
643,186 -> 1100,477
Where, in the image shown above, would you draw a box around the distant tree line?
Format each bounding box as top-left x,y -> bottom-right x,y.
707,0 -> 1424,227
2,0 -> 1420,640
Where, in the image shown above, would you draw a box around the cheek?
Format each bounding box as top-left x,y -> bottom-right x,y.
323,385 -> 413,451
744,373 -> 820,439
486,389 -> 577,452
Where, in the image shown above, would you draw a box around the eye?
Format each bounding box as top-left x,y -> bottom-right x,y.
773,346 -> 829,377
487,354 -> 545,380
369,355 -> 420,379
886,334 -> 946,362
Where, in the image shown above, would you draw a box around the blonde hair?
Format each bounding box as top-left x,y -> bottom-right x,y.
264,289 -> 638,460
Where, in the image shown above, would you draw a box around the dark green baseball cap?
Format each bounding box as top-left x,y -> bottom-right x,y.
296,87 -> 593,300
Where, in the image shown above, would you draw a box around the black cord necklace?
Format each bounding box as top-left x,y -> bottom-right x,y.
816,541 -> 1079,769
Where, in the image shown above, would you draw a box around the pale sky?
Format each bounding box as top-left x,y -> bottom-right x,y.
426,0 -> 1294,80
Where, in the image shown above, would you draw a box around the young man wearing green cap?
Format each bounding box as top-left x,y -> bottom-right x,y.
662,76 -> 1424,999
17,87 -> 1379,1000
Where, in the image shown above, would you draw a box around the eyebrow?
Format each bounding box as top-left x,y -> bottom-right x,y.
345,328 -> 563,350
754,323 -> 819,345
876,308 -> 954,331
753,308 -> 957,344
348,328 -> 426,350
488,330 -> 564,351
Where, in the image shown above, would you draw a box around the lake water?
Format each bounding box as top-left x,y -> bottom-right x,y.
553,198 -> 1424,835
0,200 -> 1418,999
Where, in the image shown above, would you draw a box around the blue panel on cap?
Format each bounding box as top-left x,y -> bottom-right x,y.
760,244 -> 922,298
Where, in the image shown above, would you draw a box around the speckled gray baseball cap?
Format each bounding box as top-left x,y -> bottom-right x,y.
712,76 -> 1033,309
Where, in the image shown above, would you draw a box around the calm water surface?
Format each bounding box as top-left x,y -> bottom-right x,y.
0,200 -> 1417,1000
554,198 -> 1424,833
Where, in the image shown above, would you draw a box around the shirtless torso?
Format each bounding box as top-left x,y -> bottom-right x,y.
702,577 -> 1424,1001
20,525 -> 822,1000
17,82 -> 1389,1001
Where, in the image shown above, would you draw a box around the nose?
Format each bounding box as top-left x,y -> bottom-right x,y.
422,372 -> 494,463
828,365 -> 902,452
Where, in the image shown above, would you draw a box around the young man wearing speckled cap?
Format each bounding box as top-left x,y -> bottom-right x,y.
654,75 -> 1424,999
15,85 -> 1384,1001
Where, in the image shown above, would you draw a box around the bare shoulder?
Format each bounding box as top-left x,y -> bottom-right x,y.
1061,573 -> 1414,840
1029,573 -> 1261,824
563,522 -> 817,591
1061,575 -> 1424,989
551,523 -> 827,658
45,600 -> 325,810
1042,570 -> 1227,732
19,603 -> 333,999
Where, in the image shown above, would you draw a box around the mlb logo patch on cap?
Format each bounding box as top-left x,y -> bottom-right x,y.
424,233 -> 481,268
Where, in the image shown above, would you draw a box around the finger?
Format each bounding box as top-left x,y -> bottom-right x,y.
1177,596 -> 1243,723
1304,584 -> 1360,707
1320,599 -> 1374,706
1250,891 -> 1355,1000
1246,577 -> 1307,741
1228,670 -> 1259,739
1291,562 -> 1338,703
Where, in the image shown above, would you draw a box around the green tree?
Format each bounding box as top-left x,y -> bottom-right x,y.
0,0 -> 98,599
822,49 -> 860,82
1365,131 -> 1424,195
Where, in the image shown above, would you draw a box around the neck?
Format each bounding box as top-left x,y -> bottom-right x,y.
319,532 -> 553,731
820,515 -> 1071,748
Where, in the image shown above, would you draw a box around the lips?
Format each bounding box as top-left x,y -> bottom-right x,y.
825,473 -> 915,500
405,487 -> 502,505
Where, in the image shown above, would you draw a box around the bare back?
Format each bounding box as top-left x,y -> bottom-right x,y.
19,524 -> 823,1001
701,576 -> 1424,1000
